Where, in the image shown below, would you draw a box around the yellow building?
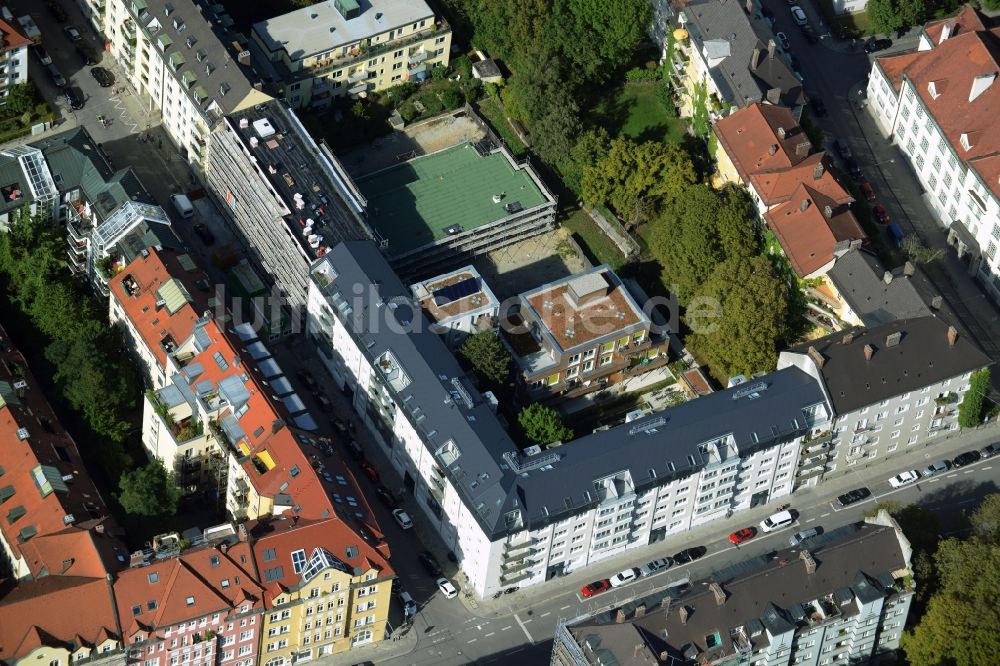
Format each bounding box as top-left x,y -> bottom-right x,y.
251,0 -> 452,108
251,517 -> 396,664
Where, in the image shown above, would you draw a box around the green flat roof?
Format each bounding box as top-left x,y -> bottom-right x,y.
358,143 -> 548,257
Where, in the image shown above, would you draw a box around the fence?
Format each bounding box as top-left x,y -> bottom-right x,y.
587,205 -> 641,263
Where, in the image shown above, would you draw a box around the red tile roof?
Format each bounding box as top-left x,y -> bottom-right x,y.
0,326 -> 123,578
749,153 -> 854,207
766,183 -> 867,277
248,517 -> 394,606
19,525 -> 126,579
876,51 -> 922,92
922,4 -> 985,46
110,248 -> 210,369
0,19 -> 30,51
0,575 -> 119,661
714,103 -> 810,185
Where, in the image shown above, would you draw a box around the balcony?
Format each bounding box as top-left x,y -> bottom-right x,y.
796,466 -> 827,481
503,539 -> 538,556
408,50 -> 429,65
307,21 -> 451,79
798,454 -> 830,472
501,556 -> 535,574
347,70 -> 369,84
500,569 -> 532,585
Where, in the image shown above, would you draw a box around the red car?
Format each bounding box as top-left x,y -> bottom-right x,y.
873,205 -> 890,224
860,180 -> 876,202
728,527 -> 756,545
581,579 -> 611,598
359,460 -> 379,483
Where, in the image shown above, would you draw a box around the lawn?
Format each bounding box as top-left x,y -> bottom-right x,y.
476,96 -> 528,157
590,83 -> 687,145
816,0 -> 873,37
562,208 -> 626,270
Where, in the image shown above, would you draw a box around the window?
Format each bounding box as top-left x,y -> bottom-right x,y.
291,549 -> 307,574
600,354 -> 613,366
583,360 -> 594,372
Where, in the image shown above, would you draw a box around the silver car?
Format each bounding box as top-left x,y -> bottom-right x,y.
921,460 -> 950,477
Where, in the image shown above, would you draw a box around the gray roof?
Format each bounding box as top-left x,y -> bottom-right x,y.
826,249 -> 951,327
681,0 -> 803,108
788,316 -> 991,414
567,523 -> 909,665
317,241 -> 828,538
253,0 -> 437,59
132,0 -> 267,123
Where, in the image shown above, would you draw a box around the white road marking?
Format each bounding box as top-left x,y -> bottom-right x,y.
821,513 -> 830,518
501,626 -> 512,631
485,632 -> 495,637
964,469 -> 975,474
514,614 -> 535,644
983,466 -> 993,470
467,638 -> 477,644
804,517 -> 816,523
560,605 -> 572,610
946,473 -> 957,478
929,478 -> 940,483
540,612 -> 551,618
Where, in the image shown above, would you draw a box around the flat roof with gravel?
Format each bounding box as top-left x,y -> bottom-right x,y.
357,143 -> 549,256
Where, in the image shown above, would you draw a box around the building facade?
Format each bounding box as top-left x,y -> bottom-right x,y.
0,19 -> 29,100
250,0 -> 451,108
867,5 -> 1000,301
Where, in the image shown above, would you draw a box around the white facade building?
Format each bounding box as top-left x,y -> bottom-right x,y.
306,241 -> 833,596
0,18 -> 29,99
867,5 -> 1000,301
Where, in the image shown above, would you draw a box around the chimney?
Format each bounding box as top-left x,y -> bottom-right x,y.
796,141 -> 810,156
634,643 -> 646,658
903,261 -> 915,276
751,47 -> 762,71
947,325 -> 958,346
615,608 -> 628,624
824,205 -> 833,219
238,523 -> 248,542
883,270 -> 893,285
849,238 -> 863,250
710,582 -> 727,605
95,523 -> 105,534
864,344 -> 875,361
768,39 -> 776,59
800,198 -> 810,212
679,606 -> 690,625
886,331 -> 902,347
807,346 -> 825,368
777,127 -> 786,139
814,161 -> 825,179
634,603 -> 647,619
940,22 -> 953,44
769,143 -> 778,155
800,549 -> 817,574
930,295 -> 943,310
842,331 -> 855,345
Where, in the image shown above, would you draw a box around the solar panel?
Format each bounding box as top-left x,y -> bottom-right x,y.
432,277 -> 479,306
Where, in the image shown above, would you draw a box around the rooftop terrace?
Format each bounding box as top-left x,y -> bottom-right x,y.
412,266 -> 499,324
358,143 -> 549,257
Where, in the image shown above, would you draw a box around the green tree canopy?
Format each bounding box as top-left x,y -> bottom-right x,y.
518,403 -> 574,445
581,138 -> 696,229
459,330 -> 512,385
685,256 -> 788,378
118,461 -> 182,517
3,83 -> 38,117
550,0 -> 652,85
560,127 -> 610,196
958,367 -> 990,428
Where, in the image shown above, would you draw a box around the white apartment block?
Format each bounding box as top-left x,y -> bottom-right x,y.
250,0 -> 451,108
410,265 -> 500,349
102,0 -> 270,170
306,241 -> 834,596
867,5 -> 1000,302
0,18 -> 29,99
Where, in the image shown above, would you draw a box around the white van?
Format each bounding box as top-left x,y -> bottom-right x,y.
760,510 -> 794,533
170,193 -> 194,219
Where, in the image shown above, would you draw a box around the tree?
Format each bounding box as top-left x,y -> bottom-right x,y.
459,331 -> 512,385
560,127 -> 610,196
581,138 -> 696,229
970,494 -> 1000,543
3,83 -> 37,117
118,461 -> 182,517
867,0 -> 905,34
550,0 -> 652,85
958,367 -> 990,428
519,403 -> 574,445
686,256 -> 789,379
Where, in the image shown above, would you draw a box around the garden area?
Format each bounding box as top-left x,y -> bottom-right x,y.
589,78 -> 686,145
0,83 -> 53,144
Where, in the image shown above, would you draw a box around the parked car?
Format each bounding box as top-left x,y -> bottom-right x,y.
47,64 -> 66,87
921,460 -> 950,477
91,66 -> 114,87
47,1 -> 69,22
979,442 -> 1000,458
728,527 -> 756,545
581,579 -> 612,598
609,568 -> 640,587
399,591 -> 417,618
418,551 -> 441,577
790,5 -> 808,25
63,25 -> 82,41
776,31 -> 791,51
192,223 -> 215,245
873,204 -> 891,224
834,138 -> 853,159
297,369 -> 318,391
76,45 -> 97,66
760,510 -> 794,532
375,486 -> 397,509
346,439 -> 364,460
844,158 -> 862,179
638,558 -> 672,576
864,38 -> 893,53
888,470 -> 920,488
331,417 -> 350,437
359,460 -> 379,483
837,487 -> 871,507
34,46 -> 52,65
64,87 -> 84,110
860,180 -> 876,202
808,95 -> 827,117
789,527 -> 820,546
392,509 -> 413,530
672,546 -> 707,563
952,450 -> 982,467
802,25 -> 819,43
314,393 -> 333,412
436,578 -> 458,599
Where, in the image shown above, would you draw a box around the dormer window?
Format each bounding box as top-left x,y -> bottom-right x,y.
928,81 -> 940,99
960,132 -> 973,151
173,17 -> 185,32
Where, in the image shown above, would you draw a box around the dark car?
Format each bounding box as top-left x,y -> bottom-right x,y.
418,551 -> 442,577
297,369 -> 318,391
76,46 -> 97,66
64,87 -> 84,110
952,450 -> 982,468
834,138 -> 852,159
63,25 -> 82,41
776,31 -> 791,51
91,66 -> 115,88
375,486 -> 397,509
47,1 -> 68,22
844,158 -> 862,179
346,439 -> 364,461
873,204 -> 891,224
837,487 -> 872,507
673,546 -> 708,564
802,26 -> 819,43
864,38 -> 892,54
331,417 -> 350,437
981,442 -> 1000,458
192,223 -> 215,245
314,393 -> 333,412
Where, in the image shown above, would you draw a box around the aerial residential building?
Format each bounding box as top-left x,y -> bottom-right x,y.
505,265 -> 669,401
0,576 -> 124,666
0,19 -> 29,100
780,316 -> 991,485
551,520 -> 915,666
410,265 -> 500,348
670,0 -> 803,118
204,99 -> 371,318
0,323 -> 126,581
103,0 -> 271,170
867,4 -> 1000,302
306,241 -> 832,594
114,531 -> 264,666
250,516 -> 395,661
250,0 -> 452,108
